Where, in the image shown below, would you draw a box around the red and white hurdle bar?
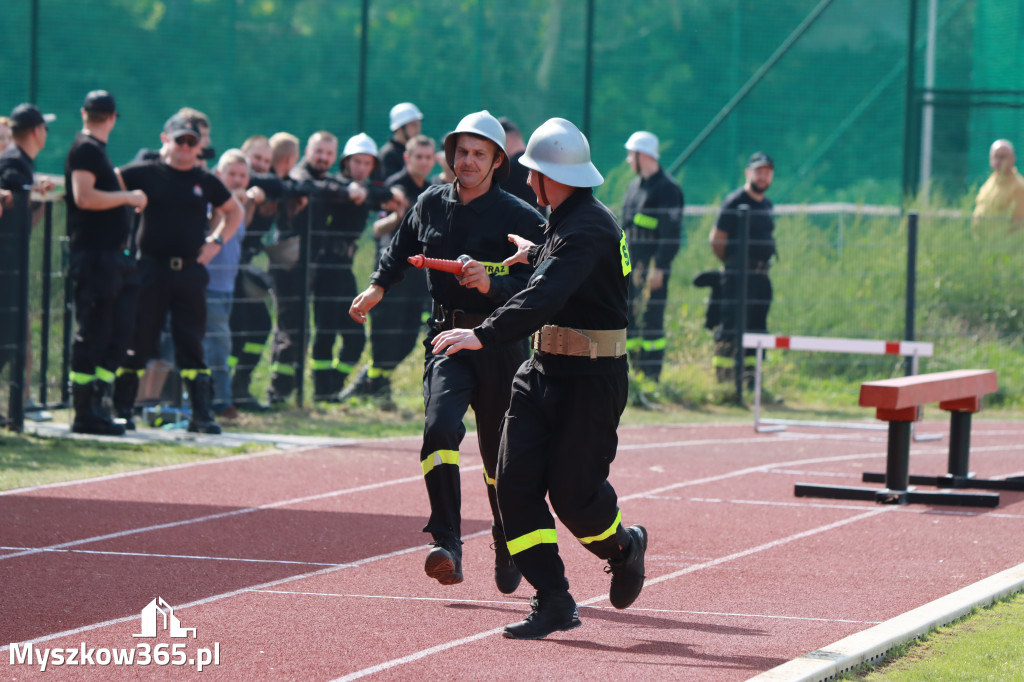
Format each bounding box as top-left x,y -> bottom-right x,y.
742,333 -> 934,433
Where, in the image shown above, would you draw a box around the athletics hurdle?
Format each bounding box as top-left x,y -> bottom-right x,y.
795,369 -> 1001,507
743,333 -> 934,434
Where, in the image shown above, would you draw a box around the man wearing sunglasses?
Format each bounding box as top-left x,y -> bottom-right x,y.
112,114 -> 243,435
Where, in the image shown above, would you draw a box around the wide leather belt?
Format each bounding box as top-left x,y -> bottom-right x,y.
531,325 -> 627,359
434,306 -> 490,331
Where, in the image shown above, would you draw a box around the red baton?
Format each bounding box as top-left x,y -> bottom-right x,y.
407,254 -> 471,274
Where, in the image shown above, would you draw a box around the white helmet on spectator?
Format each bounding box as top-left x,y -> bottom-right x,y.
389,102 -> 423,132
625,131 -> 659,161
342,132 -> 379,172
520,118 -> 603,188
342,132 -> 378,159
443,110 -> 509,182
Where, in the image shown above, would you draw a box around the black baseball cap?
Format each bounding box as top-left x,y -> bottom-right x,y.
163,113 -> 202,141
9,103 -> 56,131
83,90 -> 117,115
747,152 -> 774,169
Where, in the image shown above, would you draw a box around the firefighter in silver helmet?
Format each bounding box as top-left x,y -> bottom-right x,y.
433,117 -> 648,639
350,110 -> 546,594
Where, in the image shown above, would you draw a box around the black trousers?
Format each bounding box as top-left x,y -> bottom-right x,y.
714,270 -> 773,357
70,250 -> 140,377
228,267 -> 273,385
369,269 -> 430,371
420,334 -> 527,543
496,360 -> 629,594
311,255 -> 363,375
626,269 -> 671,381
123,257 -> 208,372
269,264 -> 304,396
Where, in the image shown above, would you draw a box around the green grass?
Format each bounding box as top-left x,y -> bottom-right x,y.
839,591 -> 1024,681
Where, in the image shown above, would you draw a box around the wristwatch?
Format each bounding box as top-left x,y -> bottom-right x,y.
207,234 -> 224,246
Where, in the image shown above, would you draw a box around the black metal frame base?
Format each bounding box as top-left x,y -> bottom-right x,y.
795,483 -> 1000,508
862,472 -> 1024,492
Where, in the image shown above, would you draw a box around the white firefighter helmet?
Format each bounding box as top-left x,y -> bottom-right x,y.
342,133 -> 379,173
342,132 -> 378,159
519,118 -> 603,188
443,110 -> 509,183
389,102 -> 423,132
625,131 -> 659,161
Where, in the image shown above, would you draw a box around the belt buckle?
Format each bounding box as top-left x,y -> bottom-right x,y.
169,257 -> 184,271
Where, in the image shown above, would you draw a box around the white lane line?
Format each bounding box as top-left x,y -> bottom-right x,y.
0,448 -> 288,496
0,546 -> 355,568
0,466 -> 481,562
329,508 -> 892,681
3,434 -> 1016,666
0,435 -> 424,497
253,590 -> 883,625
1,434 -> 861,564
645,496 -> 1024,519
0,528 -> 489,655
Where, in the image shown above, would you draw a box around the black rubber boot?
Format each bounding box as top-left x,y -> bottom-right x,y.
71,381 -> 125,436
502,591 -> 582,640
491,525 -> 522,594
112,372 -> 139,431
337,365 -> 372,401
605,525 -> 648,609
424,537 -> 463,586
186,374 -> 222,435
312,369 -> 340,402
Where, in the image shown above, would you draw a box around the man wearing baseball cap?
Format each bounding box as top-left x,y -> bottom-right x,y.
65,90 -> 148,435
708,151 -> 777,387
112,112 -> 243,435
0,103 -> 57,427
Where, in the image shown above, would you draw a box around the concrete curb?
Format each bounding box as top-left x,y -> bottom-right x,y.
749,561 -> 1024,681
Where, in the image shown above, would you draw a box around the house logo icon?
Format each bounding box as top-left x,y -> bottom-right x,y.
132,597 -> 197,639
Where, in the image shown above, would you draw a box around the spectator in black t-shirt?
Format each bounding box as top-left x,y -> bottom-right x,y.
112,114 -> 243,435
64,90 -> 148,435
0,103 -> 56,427
708,152 -> 777,386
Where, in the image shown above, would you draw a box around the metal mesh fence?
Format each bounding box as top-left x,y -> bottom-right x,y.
3,0 -> 1024,421
2,0 -> 1022,204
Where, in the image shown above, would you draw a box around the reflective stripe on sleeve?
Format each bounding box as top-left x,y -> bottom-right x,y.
242,342 -> 265,355
69,371 -> 94,385
619,230 -> 632,276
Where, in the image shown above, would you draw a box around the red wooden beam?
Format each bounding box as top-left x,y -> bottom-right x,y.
859,369 -> 997,411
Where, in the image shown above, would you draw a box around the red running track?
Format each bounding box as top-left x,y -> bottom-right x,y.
2,423 -> 1023,680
